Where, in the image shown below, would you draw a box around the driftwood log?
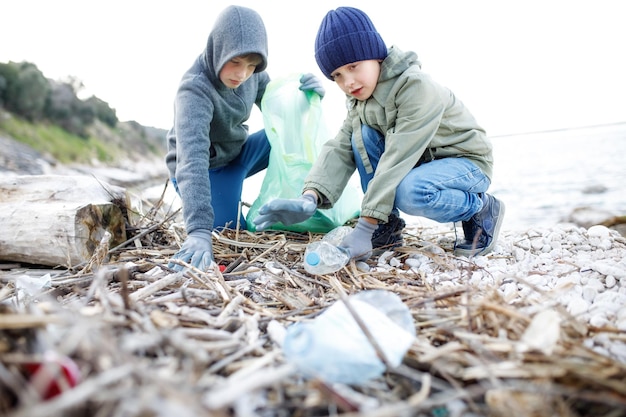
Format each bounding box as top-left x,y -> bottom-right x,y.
0,175 -> 128,267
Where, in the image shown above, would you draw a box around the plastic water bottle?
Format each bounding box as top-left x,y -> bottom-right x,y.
303,226 -> 352,275
282,290 -> 416,385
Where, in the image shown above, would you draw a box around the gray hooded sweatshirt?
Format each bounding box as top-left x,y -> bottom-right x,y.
165,5 -> 270,233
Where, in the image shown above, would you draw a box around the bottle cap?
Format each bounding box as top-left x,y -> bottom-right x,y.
305,252 -> 320,266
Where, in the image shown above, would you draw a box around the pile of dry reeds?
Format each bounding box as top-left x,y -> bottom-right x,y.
1,191 -> 625,417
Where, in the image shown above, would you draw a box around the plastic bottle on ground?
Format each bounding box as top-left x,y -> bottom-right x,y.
281,289 -> 416,385
303,226 -> 352,275
321,225 -> 352,246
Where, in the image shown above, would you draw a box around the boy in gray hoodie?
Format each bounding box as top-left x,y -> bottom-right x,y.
254,7 -> 505,261
165,5 -> 324,272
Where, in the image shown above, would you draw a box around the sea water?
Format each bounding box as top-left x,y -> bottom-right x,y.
489,123 -> 626,230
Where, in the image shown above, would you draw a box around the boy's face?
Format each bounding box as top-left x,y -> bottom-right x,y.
330,60 -> 381,101
219,54 -> 263,89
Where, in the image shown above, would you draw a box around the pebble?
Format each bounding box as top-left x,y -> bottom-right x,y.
387,223 -> 626,363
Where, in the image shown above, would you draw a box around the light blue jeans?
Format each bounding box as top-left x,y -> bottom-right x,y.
172,129 -> 271,230
352,126 -> 490,223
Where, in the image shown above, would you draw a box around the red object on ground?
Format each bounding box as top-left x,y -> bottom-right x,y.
23,352 -> 81,399
219,264 -> 226,272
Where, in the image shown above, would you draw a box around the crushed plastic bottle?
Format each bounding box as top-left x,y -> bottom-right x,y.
304,242 -> 350,275
303,226 -> 352,275
320,225 -> 353,246
282,289 -> 416,385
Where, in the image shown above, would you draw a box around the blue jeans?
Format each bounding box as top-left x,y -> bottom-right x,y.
352,126 -> 490,223
173,129 -> 271,230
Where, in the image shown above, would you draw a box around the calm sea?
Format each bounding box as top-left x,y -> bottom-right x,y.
490,123 -> 626,231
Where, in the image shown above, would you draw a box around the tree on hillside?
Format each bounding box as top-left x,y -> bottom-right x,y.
0,60 -> 118,135
45,80 -> 95,138
0,63 -> 19,108
85,95 -> 118,128
0,61 -> 49,121
0,74 -> 7,107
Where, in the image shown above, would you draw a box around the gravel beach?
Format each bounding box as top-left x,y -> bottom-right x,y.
368,220 -> 626,364
2,127 -> 625,415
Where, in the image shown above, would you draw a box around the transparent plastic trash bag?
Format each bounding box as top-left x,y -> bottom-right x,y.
246,73 -> 361,233
282,290 -> 416,385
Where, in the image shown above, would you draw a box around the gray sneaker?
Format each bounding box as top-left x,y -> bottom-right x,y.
454,193 -> 505,257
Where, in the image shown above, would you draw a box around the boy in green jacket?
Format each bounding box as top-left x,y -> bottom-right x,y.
254,6 -> 504,260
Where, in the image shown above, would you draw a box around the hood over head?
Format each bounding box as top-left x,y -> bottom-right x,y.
205,6 -> 268,77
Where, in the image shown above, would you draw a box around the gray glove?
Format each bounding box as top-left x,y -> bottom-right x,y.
299,73 -> 325,98
168,229 -> 214,272
254,194 -> 317,231
338,218 -> 378,261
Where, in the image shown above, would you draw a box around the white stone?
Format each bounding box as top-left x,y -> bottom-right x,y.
587,225 -> 611,238
405,254 -> 429,268
567,233 -> 583,245
582,286 -> 597,302
265,262 -> 282,275
586,277 -> 605,292
389,257 -> 402,268
518,309 -> 561,355
589,314 -> 609,328
591,260 -> 626,279
500,282 -> 519,302
531,240 -> 544,251
377,251 -> 395,265
605,275 -> 617,288
516,238 -> 532,251
567,296 -> 590,316
437,272 -> 457,282
554,273 -> 581,289
609,342 -> 626,361
356,261 -> 370,272
592,345 -> 611,357
513,247 -> 527,262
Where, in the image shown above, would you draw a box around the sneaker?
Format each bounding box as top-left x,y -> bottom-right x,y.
371,213 -> 405,250
454,193 -> 505,257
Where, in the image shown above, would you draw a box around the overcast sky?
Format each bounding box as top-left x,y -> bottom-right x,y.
2,0 -> 625,136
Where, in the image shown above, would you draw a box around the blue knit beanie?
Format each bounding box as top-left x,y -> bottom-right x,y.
315,7 -> 387,80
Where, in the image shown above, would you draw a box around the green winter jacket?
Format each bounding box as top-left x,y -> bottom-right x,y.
303,46 -> 493,223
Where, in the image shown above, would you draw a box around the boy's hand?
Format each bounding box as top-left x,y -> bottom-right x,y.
254,194 -> 317,230
299,73 -> 325,98
168,229 -> 214,272
338,217 -> 378,261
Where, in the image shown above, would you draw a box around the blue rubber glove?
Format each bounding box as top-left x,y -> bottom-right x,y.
254,194 -> 317,231
338,218 -> 378,261
168,229 -> 214,272
299,73 -> 325,98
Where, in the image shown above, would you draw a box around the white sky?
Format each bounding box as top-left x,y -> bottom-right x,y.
2,0 -> 625,136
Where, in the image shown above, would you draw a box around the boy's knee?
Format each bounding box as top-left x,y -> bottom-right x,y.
396,180 -> 438,213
